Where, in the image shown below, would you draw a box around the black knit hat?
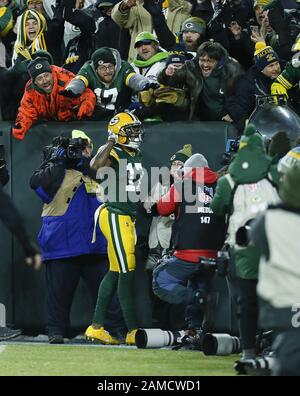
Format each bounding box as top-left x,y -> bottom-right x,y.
28,57 -> 51,81
32,50 -> 54,65
91,47 -> 116,68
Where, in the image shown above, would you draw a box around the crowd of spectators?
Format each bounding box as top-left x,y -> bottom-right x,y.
1,0 -> 300,130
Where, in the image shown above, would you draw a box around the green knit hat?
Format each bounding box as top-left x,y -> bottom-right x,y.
170,144 -> 193,164
268,131 -> 291,158
239,123 -> 265,153
280,164 -> 300,208
181,17 -> 206,35
0,6 -> 13,38
134,31 -> 159,48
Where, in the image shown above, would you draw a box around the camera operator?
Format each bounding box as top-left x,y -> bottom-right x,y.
29,130 -> 124,344
0,143 -> 40,341
151,153 -> 226,334
247,163 -> 300,376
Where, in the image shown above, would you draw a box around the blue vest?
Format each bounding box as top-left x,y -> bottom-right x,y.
38,181 -> 107,261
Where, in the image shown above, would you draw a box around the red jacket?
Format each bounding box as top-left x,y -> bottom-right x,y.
157,167 -> 219,263
12,65 -> 96,140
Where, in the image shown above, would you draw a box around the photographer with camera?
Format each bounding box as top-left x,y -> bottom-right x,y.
234,153 -> 300,375
12,57 -> 96,140
29,130 -> 124,344
210,123 -> 280,368
151,153 -> 226,335
248,163 -> 300,376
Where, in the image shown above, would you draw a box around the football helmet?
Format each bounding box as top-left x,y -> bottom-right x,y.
108,112 -> 144,149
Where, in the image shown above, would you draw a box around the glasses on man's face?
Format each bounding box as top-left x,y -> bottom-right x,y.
97,65 -> 115,72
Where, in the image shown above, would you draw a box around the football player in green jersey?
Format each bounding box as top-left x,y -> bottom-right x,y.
60,47 -> 158,119
85,112 -> 144,345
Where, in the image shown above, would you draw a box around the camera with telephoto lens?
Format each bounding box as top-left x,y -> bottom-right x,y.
135,328 -> 185,349
202,333 -> 242,356
235,220 -> 253,247
199,245 -> 229,277
43,136 -> 89,162
234,355 -> 276,376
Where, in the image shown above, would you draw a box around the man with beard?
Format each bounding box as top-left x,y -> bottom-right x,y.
131,32 -> 168,83
61,47 -> 154,120
163,41 -> 244,121
11,57 -> 95,140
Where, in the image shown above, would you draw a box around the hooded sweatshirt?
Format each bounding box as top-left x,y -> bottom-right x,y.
156,166 -> 226,262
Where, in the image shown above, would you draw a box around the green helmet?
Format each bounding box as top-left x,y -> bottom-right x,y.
134,31 -> 159,48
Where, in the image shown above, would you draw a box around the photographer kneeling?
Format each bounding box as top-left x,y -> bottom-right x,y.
30,130 -> 123,344
151,154 -> 226,335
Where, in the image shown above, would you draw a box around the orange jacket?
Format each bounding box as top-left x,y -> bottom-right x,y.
12,65 -> 96,140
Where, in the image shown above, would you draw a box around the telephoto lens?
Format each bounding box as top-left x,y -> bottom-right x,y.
234,356 -> 276,375
135,329 -> 185,349
202,333 -> 241,356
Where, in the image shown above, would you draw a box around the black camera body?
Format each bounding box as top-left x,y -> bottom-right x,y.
198,245 -> 230,277
43,136 -> 88,162
221,138 -> 240,165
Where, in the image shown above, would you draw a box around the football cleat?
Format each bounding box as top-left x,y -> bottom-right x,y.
85,325 -> 120,345
108,112 -> 144,150
125,329 -> 138,345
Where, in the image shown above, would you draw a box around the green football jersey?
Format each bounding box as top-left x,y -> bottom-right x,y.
78,61 -> 135,117
99,145 -> 143,217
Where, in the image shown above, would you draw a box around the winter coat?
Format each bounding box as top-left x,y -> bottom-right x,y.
12,65 -> 96,140
227,65 -> 277,133
166,47 -> 244,120
156,167 -> 226,263
30,158 -> 107,261
111,0 -> 192,62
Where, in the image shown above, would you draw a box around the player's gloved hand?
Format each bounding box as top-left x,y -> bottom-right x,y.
59,88 -> 81,98
108,131 -> 118,144
271,82 -> 288,104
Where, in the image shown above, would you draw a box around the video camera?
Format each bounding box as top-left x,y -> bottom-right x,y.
198,245 -> 230,277
221,138 -> 240,165
43,136 -> 89,162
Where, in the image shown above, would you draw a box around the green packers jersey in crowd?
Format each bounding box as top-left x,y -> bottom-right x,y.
101,145 -> 143,218
77,61 -> 135,118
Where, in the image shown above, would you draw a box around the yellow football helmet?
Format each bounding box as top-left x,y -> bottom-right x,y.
108,112 -> 144,149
